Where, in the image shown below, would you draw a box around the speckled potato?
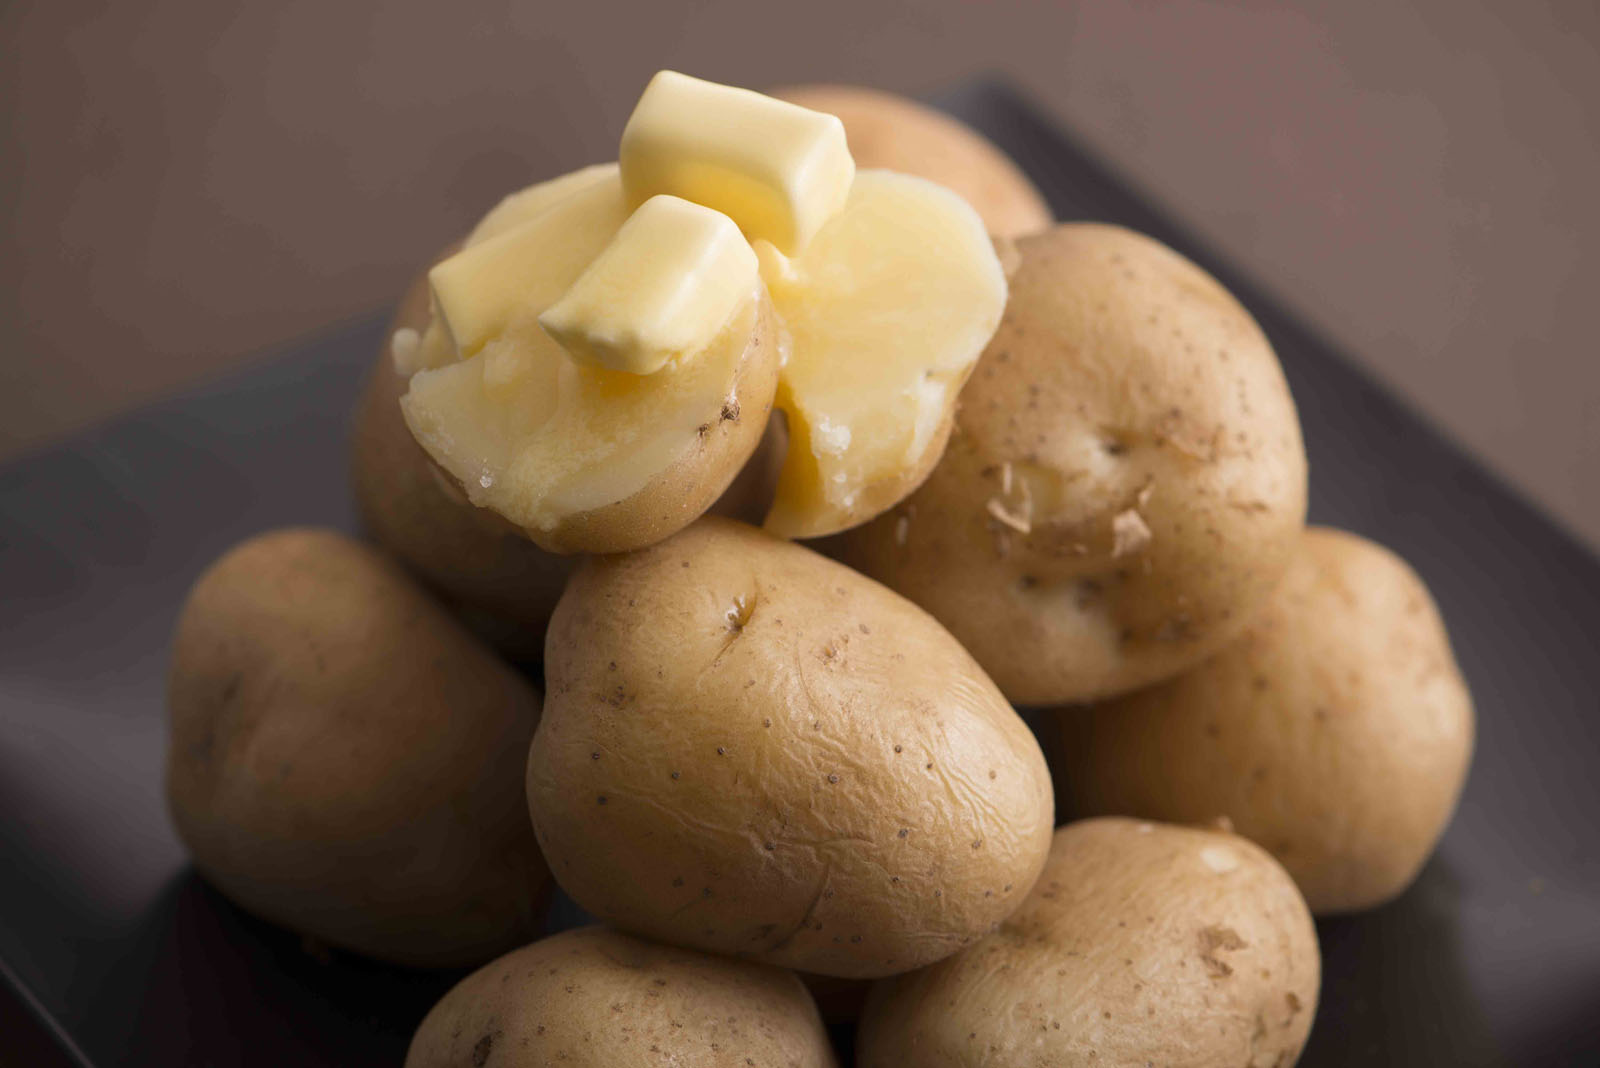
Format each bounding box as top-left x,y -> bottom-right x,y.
1058,527 -> 1475,914
166,529 -> 548,967
773,85 -> 1052,238
405,926 -> 838,1068
825,224 -> 1307,704
353,258 -> 779,659
527,518 -> 1055,978
858,818 -> 1320,1068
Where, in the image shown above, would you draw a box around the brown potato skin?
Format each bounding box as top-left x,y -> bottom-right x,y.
166,529 -> 548,967
353,259 -> 782,658
527,518 -> 1055,978
858,818 -> 1320,1068
405,926 -> 838,1068
825,224 -> 1307,704
1057,527 -> 1475,914
774,85 -> 1053,238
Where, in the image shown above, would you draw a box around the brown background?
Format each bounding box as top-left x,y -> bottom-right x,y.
3,1 -> 1596,546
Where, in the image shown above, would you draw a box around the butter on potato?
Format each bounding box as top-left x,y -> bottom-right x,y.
1057,527 -> 1475,914
527,518 -> 1055,978
773,84 -> 1053,239
406,926 -> 838,1068
165,529 -> 549,967
825,223 -> 1307,704
858,819 -> 1320,1068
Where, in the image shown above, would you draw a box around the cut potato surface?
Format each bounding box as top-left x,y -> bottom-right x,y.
858,818 -> 1320,1068
763,170 -> 1008,538
406,926 -> 838,1068
527,518 -> 1055,978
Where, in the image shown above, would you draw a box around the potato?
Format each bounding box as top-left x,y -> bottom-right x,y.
166,528 -> 547,967
527,517 -> 1055,978
773,85 -> 1053,238
858,818 -> 1320,1068
397,170 -> 783,556
825,224 -> 1307,704
353,256 -> 781,659
351,259 -> 574,661
405,926 -> 838,1068
1057,527 -> 1475,913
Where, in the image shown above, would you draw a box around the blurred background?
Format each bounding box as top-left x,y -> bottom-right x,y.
2,0 -> 1595,546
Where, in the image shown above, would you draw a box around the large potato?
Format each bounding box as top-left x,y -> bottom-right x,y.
773,85 -> 1053,238
858,818 -> 1320,1067
527,518 -> 1055,978
405,926 -> 838,1068
166,528 -> 547,967
1058,527 -> 1475,913
826,224 -> 1307,704
352,260 -> 780,659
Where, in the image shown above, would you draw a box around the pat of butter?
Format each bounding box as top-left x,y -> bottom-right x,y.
620,71 -> 854,257
428,175 -> 629,357
539,195 -> 758,375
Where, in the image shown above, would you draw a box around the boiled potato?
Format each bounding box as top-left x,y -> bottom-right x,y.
406,926 -> 837,1068
353,254 -> 780,659
351,257 -> 574,661
1058,527 -> 1475,913
166,529 -> 547,967
826,224 -> 1307,704
527,518 -> 1055,978
773,85 -> 1053,238
858,818 -> 1319,1067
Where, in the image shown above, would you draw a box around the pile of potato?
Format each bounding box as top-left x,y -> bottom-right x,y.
166,85 -> 1473,1067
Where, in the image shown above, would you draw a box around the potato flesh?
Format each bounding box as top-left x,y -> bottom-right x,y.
400,172 -> 763,538
763,171 -> 1007,538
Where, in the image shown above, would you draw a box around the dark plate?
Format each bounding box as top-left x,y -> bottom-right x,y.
2,80 -> 1597,1067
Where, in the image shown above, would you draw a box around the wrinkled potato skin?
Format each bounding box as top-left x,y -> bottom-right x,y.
858,819 -> 1319,1068
1058,528 -> 1475,913
406,927 -> 838,1068
826,224 -> 1307,704
353,258 -> 782,657
528,518 -> 1055,978
166,529 -> 548,967
774,85 -> 1052,238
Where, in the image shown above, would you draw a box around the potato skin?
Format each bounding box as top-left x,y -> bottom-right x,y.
527,518 -> 1055,978
405,926 -> 838,1068
166,529 -> 548,967
825,224 -> 1307,704
1058,528 -> 1475,913
773,85 -> 1052,238
858,818 -> 1320,1068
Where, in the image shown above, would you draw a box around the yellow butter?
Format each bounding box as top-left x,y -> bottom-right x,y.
619,71 -> 854,257
539,195 -> 758,375
428,174 -> 630,357
467,162 -> 619,245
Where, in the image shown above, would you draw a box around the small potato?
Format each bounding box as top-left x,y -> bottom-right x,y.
826,224 -> 1307,704
527,518 -> 1055,978
405,926 -> 838,1068
773,85 -> 1053,238
351,260 -> 574,660
858,818 -> 1320,1068
353,259 -> 781,659
1057,527 -> 1475,913
166,529 -> 547,967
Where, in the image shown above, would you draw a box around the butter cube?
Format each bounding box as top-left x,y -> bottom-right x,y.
539,195 -> 758,375
620,71 -> 854,256
429,175 -> 629,357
